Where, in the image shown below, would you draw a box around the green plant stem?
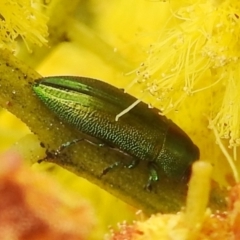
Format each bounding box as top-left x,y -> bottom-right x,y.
0,49 -> 226,214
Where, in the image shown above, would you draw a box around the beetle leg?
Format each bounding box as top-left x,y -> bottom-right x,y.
125,159 -> 139,169
100,161 -> 122,177
38,138 -> 105,163
100,158 -> 140,178
57,137 -> 107,154
57,138 -> 84,153
145,162 -> 159,191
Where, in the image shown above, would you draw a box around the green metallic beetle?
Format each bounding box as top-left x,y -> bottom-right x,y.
32,76 -> 200,188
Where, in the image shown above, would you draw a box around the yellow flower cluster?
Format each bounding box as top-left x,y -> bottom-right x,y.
0,0 -> 48,51
123,1 -> 240,151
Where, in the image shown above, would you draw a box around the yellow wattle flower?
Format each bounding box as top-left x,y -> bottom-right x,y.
130,0 -> 240,143
0,0 -> 48,51
113,0 -> 240,181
